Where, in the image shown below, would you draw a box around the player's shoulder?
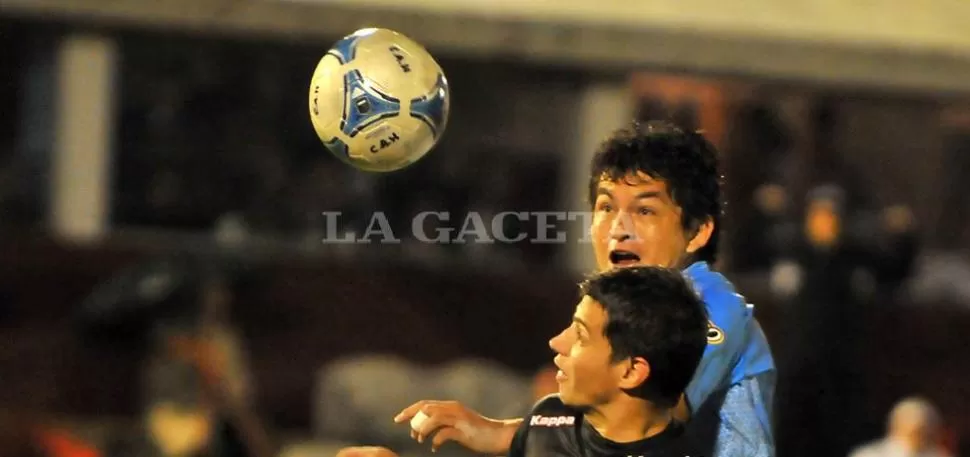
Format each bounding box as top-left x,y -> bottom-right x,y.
685,262 -> 749,311
526,394 -> 579,425
529,393 -> 569,413
684,262 -> 739,297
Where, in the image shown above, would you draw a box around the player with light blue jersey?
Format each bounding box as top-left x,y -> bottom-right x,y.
682,261 -> 775,456
580,121 -> 775,456
339,121 -> 776,457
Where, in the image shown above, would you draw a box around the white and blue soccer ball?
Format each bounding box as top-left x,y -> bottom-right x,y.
308,28 -> 450,172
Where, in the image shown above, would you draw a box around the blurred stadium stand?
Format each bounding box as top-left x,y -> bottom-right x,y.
4,0 -> 970,92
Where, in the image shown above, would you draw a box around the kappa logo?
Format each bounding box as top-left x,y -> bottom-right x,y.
529,415 -> 575,427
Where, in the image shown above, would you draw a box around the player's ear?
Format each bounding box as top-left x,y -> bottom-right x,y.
617,356 -> 650,390
685,217 -> 714,255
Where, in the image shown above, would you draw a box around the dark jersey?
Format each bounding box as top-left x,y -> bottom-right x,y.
508,395 -> 688,457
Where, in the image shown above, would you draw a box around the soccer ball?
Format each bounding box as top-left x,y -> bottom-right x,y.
308,28 -> 450,172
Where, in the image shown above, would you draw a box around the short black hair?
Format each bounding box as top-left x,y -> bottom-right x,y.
587,120 -> 723,264
579,266 -> 708,408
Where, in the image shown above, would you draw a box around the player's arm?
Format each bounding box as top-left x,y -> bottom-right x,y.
335,447 -> 400,457
394,401 -> 522,454
502,417 -> 525,452
503,415 -> 530,457
681,289 -> 749,416
711,378 -> 775,457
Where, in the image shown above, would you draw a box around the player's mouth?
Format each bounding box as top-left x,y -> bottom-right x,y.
609,250 -> 641,267
553,359 -> 568,382
555,369 -> 567,382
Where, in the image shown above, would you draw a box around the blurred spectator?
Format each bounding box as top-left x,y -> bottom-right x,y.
768,184 -> 918,302
741,182 -> 793,272
936,127 -> 970,252
78,256 -> 270,457
849,397 -> 951,457
724,97 -> 797,272
105,330 -> 261,457
773,183 -> 919,457
907,253 -> 970,305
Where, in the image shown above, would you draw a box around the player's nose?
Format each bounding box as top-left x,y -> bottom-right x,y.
608,212 -> 634,241
549,329 -> 569,355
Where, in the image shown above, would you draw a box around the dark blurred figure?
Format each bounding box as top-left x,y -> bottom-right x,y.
723,97 -> 795,272
772,184 -> 919,457
746,182 -> 793,269
937,123 -> 970,252
79,256 -> 273,457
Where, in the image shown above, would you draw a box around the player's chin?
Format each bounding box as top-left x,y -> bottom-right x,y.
556,383 -> 571,400
557,384 -> 582,406
558,391 -> 591,410
558,390 -> 576,406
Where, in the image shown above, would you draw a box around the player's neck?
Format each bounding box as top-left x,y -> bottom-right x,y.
584,397 -> 672,443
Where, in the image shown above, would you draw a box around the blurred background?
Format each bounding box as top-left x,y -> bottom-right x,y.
1,1 -> 969,456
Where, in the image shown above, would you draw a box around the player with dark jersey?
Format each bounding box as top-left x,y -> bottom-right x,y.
337,266 -> 709,457
510,395 -> 686,457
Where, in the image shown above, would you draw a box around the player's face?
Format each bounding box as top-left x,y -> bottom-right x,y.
548,296 -> 628,407
590,173 -> 693,271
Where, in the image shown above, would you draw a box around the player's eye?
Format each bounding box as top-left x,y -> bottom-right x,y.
596,202 -> 612,212
636,207 -> 654,216
574,327 -> 586,343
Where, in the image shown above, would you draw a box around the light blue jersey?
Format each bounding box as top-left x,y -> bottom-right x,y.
682,261 -> 776,457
